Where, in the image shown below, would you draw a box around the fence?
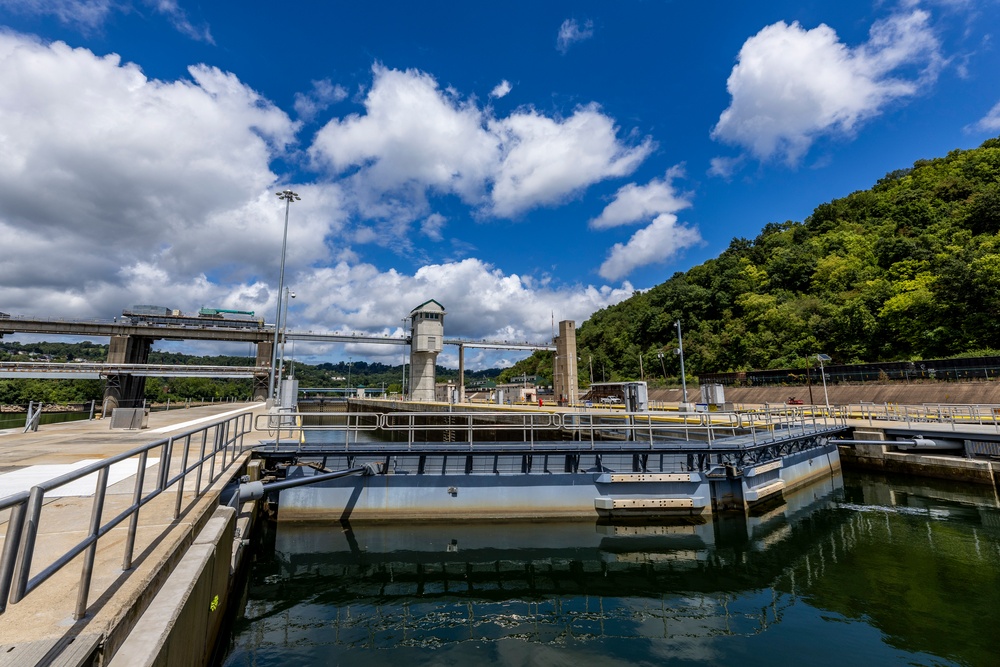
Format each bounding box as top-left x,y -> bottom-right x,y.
0,411 -> 254,618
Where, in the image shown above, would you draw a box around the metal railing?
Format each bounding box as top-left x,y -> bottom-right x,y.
0,411 -> 254,618
253,407 -> 846,451
561,407 -> 846,449
800,403 -> 1000,432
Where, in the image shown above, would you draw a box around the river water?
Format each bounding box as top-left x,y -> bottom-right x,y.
219,470 -> 1000,666
0,410 -> 91,430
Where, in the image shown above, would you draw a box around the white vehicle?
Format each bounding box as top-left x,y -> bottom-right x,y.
599,396 -> 622,404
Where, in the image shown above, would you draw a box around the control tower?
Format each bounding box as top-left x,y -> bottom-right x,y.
409,299 -> 445,401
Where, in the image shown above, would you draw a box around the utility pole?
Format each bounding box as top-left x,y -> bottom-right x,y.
817,353 -> 831,411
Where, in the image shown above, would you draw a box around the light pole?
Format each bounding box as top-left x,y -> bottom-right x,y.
589,355 -> 594,385
275,288 -> 295,402
675,320 -> 688,404
348,356 -> 353,393
657,352 -> 667,382
817,353 -> 832,410
268,189 -> 300,400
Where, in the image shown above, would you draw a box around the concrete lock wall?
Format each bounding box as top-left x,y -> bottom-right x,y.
109,505 -> 236,667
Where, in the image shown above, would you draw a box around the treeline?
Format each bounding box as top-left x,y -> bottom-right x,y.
504,136 -> 1000,386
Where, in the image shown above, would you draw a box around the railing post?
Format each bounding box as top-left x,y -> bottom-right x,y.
174,434 -> 192,520
196,429 -> 208,493
11,487 -> 45,603
219,423 -> 229,470
0,501 -> 27,613
122,451 -> 149,571
208,428 -> 218,483
75,466 -> 110,620
157,439 -> 173,491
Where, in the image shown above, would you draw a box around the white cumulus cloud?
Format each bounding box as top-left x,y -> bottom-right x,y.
490,105 -> 653,218
968,99 -> 1000,133
590,167 -> 690,230
0,33 -> 640,359
490,79 -> 512,98
557,18 -> 594,54
590,169 -> 702,280
294,78 -> 349,122
712,10 -> 942,163
599,215 -> 703,281
308,65 -> 652,222
297,258 -> 635,347
0,32 -> 316,316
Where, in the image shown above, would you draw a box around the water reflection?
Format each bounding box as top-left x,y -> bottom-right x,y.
221,471 -> 1000,666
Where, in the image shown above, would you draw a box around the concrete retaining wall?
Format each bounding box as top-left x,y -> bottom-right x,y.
108,506 -> 235,667
649,382 -> 1000,407
839,445 -> 1000,485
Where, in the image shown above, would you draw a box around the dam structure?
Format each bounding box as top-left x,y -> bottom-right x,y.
252,406 -> 845,522
5,399 -> 1000,664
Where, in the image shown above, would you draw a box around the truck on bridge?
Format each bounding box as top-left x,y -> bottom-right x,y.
122,306 -> 265,330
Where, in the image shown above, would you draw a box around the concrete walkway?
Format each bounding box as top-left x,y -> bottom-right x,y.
0,403 -> 268,667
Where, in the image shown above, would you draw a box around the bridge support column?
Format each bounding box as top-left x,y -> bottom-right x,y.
553,320 -> 578,406
102,335 -> 153,416
254,340 -> 273,402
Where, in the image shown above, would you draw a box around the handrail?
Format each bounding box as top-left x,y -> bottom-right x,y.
252,408 -> 846,452
0,411 -> 254,618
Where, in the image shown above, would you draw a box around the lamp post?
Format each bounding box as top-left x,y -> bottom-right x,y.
275,288 -> 295,402
589,355 -> 594,385
675,320 -> 688,404
348,356 -> 353,393
268,189 -> 300,401
656,352 -> 667,382
817,353 -> 832,410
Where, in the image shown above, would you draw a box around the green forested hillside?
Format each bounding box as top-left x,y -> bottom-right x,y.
504,137 -> 1000,385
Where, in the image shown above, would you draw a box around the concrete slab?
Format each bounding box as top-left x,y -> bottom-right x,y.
0,458 -> 159,499
0,634 -> 101,667
0,403 -> 267,666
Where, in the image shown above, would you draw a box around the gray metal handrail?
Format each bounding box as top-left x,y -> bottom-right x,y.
252,408 -> 845,452
0,411 -> 254,618
838,402 -> 1000,431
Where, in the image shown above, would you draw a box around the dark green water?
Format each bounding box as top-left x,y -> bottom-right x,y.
0,410 -> 91,430
220,471 -> 1000,666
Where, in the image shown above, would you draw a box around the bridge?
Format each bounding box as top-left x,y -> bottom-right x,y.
0,362 -> 259,379
0,307 -> 557,408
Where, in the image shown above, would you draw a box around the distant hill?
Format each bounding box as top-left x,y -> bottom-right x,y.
503,136 -> 1000,385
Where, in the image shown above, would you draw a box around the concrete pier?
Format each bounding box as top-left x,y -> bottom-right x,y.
0,403 -> 266,667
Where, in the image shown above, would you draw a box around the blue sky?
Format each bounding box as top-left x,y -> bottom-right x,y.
1,0 -> 998,368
